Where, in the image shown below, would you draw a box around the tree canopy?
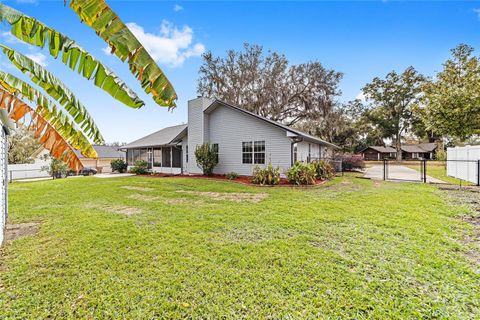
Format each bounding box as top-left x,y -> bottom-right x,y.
197,43 -> 343,126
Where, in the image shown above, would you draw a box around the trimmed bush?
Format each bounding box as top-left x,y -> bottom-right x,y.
339,155 -> 364,171
226,172 -> 239,180
111,159 -> 128,173
130,160 -> 148,174
312,160 -> 335,180
195,143 -> 218,175
252,164 -> 280,185
287,162 -> 317,185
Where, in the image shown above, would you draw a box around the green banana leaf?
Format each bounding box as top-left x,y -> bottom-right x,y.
0,71 -> 97,158
0,4 -> 144,109
0,44 -> 104,144
67,0 -> 178,109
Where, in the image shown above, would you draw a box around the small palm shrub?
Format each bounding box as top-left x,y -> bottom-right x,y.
252,164 -> 280,185
195,143 -> 218,175
226,172 -> 239,180
130,160 -> 148,174
312,160 -> 335,180
111,159 -> 128,173
287,162 -> 317,185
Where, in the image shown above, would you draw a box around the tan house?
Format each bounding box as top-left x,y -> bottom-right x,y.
75,145 -> 125,173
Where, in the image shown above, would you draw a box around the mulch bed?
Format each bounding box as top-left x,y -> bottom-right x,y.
138,173 -> 327,187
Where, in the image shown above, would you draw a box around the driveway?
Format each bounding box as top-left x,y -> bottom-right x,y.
364,165 -> 446,184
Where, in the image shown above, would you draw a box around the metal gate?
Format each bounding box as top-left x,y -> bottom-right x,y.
383,159 -> 426,183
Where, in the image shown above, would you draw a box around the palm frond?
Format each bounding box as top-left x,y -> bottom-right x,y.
67,0 -> 177,109
0,4 -> 144,109
0,88 -> 83,171
0,44 -> 104,144
0,71 -> 97,158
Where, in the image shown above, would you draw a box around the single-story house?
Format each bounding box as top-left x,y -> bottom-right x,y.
122,97 -> 338,176
360,146 -> 397,160
401,143 -> 437,160
74,145 -> 125,173
361,143 -> 438,160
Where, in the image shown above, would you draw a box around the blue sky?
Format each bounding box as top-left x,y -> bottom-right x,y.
1,0 -> 480,143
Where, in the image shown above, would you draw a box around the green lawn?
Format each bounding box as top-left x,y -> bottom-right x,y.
0,175 -> 479,318
405,162 -> 474,185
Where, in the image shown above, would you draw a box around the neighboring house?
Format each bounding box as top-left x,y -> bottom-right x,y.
360,146 -> 397,160
401,143 -> 437,160
361,143 -> 438,160
75,145 -> 126,173
122,97 -> 338,176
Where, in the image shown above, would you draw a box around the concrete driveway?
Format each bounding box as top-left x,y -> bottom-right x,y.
364,164 -> 446,183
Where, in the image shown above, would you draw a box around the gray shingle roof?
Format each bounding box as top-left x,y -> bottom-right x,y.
123,124 -> 187,149
401,143 -> 437,153
362,146 -> 397,153
76,145 -> 125,159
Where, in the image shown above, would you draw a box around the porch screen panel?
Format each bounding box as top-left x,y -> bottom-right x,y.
163,148 -> 171,167
172,148 -> 182,167
153,148 -> 162,166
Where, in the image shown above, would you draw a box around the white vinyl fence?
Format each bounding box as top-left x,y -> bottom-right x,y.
447,146 -> 480,185
0,127 -> 8,245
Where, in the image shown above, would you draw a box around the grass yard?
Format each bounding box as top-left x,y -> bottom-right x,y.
405,162 -> 474,185
0,175 -> 479,318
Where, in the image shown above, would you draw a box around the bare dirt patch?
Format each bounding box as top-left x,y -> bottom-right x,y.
164,198 -> 206,206
176,190 -> 268,203
128,194 -> 160,202
120,186 -> 154,192
84,203 -> 143,216
5,222 -> 39,241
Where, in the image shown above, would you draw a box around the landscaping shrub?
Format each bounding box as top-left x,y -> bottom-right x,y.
110,159 -> 128,173
195,143 -> 218,175
314,160 -> 335,180
252,164 -> 280,185
226,172 -> 239,180
338,155 -> 364,171
287,162 -> 317,185
130,160 -> 148,174
41,156 -> 69,179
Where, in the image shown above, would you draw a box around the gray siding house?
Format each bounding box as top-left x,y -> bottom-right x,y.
123,97 -> 337,176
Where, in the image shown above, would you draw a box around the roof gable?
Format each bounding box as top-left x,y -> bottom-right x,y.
123,124 -> 187,149
204,100 -> 338,148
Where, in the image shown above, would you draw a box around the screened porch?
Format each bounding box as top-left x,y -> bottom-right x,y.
126,146 -> 182,174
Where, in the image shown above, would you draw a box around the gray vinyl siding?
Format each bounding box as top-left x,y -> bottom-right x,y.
208,105 -> 292,176
296,141 -> 322,162
187,97 -> 212,174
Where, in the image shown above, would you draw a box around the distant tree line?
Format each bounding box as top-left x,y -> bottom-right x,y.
198,43 -> 480,157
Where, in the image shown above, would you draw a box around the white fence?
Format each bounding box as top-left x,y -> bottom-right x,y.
0,128 -> 7,245
447,146 -> 480,184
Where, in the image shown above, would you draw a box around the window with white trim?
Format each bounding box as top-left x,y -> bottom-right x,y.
242,141 -> 265,164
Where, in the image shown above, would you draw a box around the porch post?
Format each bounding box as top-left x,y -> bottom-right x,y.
170,146 -> 173,174
160,147 -> 163,173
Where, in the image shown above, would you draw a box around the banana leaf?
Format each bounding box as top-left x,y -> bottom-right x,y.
0,71 -> 97,158
0,4 -> 144,109
0,89 -> 83,170
0,44 -> 104,144
67,0 -> 177,109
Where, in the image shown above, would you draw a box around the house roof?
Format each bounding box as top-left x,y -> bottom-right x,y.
75,145 -> 125,159
362,146 -> 397,153
401,143 -> 437,153
123,124 -> 187,149
361,143 -> 437,154
204,100 -> 339,149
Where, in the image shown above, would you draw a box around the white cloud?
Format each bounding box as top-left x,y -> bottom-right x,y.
25,52 -> 47,67
355,91 -> 366,101
120,20 -> 204,67
0,32 -> 23,45
102,46 -> 112,55
173,4 -> 183,12
474,8 -> 480,19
